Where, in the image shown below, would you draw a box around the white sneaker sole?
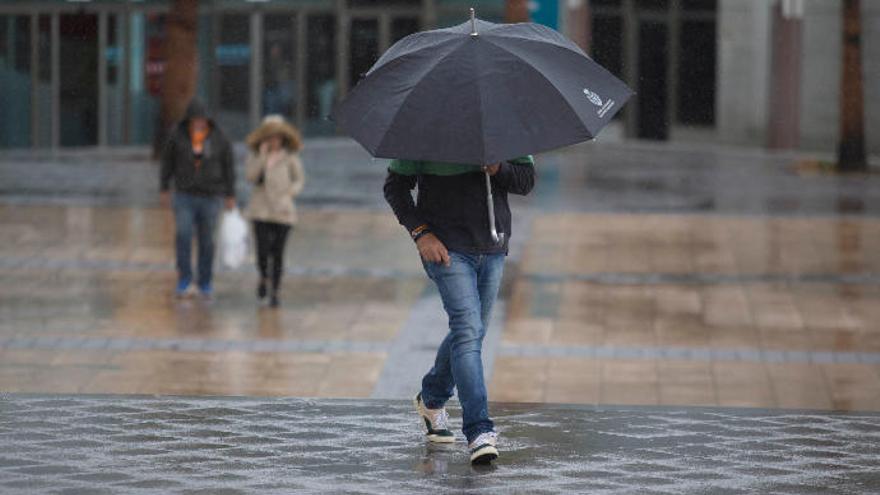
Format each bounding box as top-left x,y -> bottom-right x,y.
470,444 -> 499,464
427,433 -> 456,443
413,396 -> 456,443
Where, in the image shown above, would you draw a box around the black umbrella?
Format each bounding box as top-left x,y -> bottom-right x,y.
334,9 -> 633,242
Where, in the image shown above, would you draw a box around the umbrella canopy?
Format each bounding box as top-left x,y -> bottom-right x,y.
334,15 -> 633,165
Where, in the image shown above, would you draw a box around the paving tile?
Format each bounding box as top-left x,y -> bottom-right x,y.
712,361 -> 775,408
820,364 -> 880,411
543,358 -> 601,404
766,363 -> 833,410
502,318 -> 554,345
488,356 -> 548,403
4,186 -> 880,414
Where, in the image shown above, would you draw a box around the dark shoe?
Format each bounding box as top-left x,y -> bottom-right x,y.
269,294 -> 280,308
257,279 -> 267,300
198,283 -> 213,301
468,431 -> 498,464
413,393 -> 455,443
175,278 -> 194,298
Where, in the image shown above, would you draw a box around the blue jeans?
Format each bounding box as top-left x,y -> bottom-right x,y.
421,251 -> 505,443
173,192 -> 222,288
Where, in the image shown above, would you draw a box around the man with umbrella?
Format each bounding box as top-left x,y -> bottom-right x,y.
385,155 -> 535,464
336,10 -> 631,464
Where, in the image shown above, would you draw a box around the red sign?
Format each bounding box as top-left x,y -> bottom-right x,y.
146,33 -> 165,96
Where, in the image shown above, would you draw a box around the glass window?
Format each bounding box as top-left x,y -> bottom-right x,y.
0,15 -> 32,148
391,17 -> 420,44
637,21 -> 669,139
196,13 -> 215,107
591,0 -> 622,7
349,18 -> 379,88
215,14 -> 250,140
60,13 -> 99,147
591,14 -> 624,79
635,0 -> 668,11
349,0 -> 421,6
128,13 -> 165,145
36,15 -> 51,147
682,0 -> 716,12
306,14 -> 336,135
106,14 -> 125,145
263,14 -> 297,120
676,19 -> 716,125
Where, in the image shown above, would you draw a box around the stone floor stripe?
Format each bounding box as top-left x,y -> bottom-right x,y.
0,335 -> 389,354
500,343 -> 880,364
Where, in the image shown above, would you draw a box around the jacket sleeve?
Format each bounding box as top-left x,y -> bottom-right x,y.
159,137 -> 176,192
287,155 -> 306,197
245,153 -> 265,184
383,168 -> 425,234
492,155 -> 535,196
222,141 -> 236,197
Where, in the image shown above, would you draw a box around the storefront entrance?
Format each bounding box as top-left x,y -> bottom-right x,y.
0,1 -> 435,149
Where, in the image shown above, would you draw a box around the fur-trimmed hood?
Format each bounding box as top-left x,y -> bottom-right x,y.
246,115 -> 302,152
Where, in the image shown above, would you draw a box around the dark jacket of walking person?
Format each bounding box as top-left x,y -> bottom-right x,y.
159,100 -> 236,298
383,156 -> 535,459
244,115 -> 306,307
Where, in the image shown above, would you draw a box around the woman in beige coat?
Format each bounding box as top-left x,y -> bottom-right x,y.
245,115 -> 306,307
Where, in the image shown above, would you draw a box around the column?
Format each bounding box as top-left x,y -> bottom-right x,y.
767,0 -> 803,149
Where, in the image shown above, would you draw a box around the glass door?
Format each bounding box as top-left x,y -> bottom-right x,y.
0,15 -> 32,148
390,16 -> 419,45
636,20 -> 668,140
349,17 -> 379,88
60,12 -> 99,146
262,13 -> 298,121
305,13 -> 336,135
105,13 -> 125,146
214,14 -> 250,140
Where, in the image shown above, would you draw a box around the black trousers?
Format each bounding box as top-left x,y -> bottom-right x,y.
253,220 -> 291,291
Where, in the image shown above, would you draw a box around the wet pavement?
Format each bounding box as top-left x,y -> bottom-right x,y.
2,139 -> 880,411
534,142 -> 880,215
2,394 -> 880,494
2,139 -> 880,491
2,140 -> 878,215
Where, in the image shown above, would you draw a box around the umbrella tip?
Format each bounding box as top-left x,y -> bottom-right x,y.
470,7 -> 478,36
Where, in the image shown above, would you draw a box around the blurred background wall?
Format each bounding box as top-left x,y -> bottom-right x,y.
0,0 -> 876,157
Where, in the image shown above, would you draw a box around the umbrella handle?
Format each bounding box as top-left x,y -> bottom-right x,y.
470,8 -> 478,37
485,170 -> 505,245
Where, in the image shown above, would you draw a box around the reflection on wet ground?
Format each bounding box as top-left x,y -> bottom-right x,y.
1,140 -> 879,411
533,142 -> 880,215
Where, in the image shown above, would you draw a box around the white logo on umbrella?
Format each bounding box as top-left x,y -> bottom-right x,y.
583,88 -> 603,107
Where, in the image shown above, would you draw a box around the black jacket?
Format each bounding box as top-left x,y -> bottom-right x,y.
383,158 -> 536,255
160,100 -> 235,197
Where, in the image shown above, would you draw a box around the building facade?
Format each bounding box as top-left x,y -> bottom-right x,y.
0,0 -> 504,148
579,0 -> 879,155
1,0 -> 878,155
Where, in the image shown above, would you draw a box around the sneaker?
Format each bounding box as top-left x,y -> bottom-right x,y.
468,431 -> 498,465
257,279 -> 267,300
175,279 -> 193,298
269,294 -> 280,308
413,393 -> 455,443
198,283 -> 213,300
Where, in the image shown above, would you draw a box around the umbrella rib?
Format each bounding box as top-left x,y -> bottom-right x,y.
474,42 -> 488,165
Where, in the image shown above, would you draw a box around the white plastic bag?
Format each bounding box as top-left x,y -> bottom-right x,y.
220,207 -> 249,269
